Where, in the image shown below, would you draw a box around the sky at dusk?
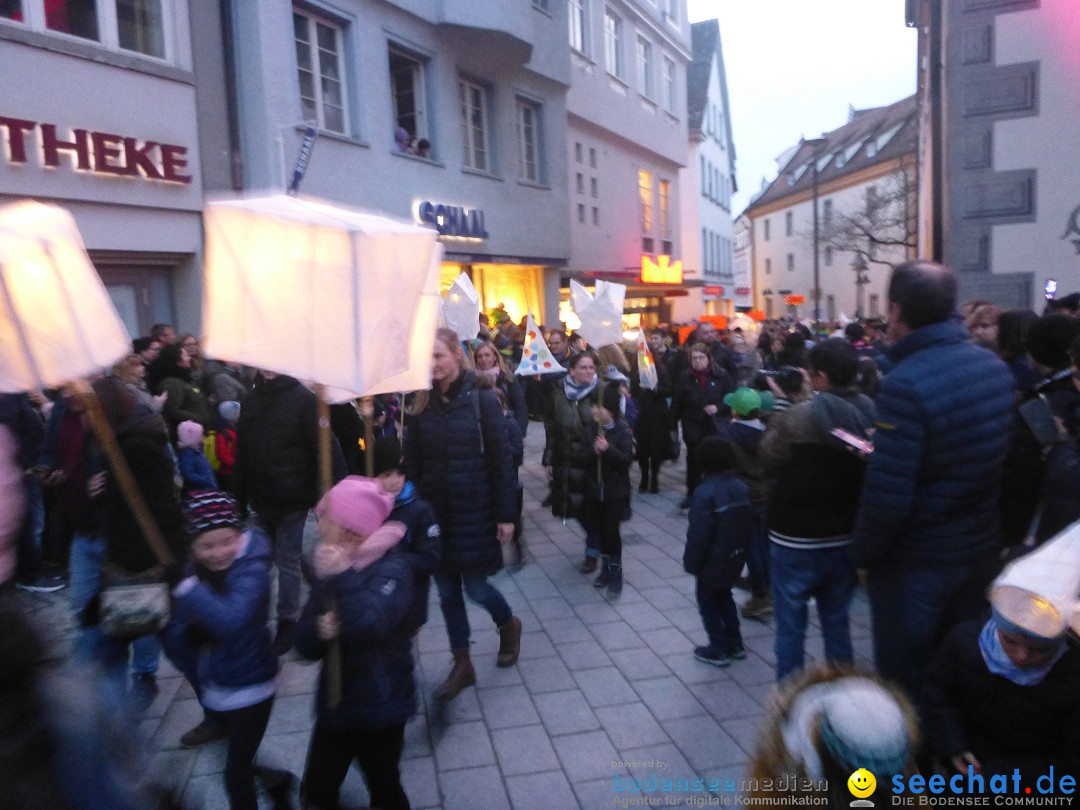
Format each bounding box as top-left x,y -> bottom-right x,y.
686,0 -> 918,214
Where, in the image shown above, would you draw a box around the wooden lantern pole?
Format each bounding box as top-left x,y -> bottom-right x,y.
314,386 -> 341,709
360,396 -> 375,477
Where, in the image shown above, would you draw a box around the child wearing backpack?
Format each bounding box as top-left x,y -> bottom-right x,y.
373,435 -> 441,633
177,420 -> 217,493
683,435 -> 753,668
296,477 -> 416,810
582,384 -> 634,597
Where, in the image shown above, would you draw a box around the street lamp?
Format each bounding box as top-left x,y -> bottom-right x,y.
802,137 -> 828,323
852,253 -> 870,319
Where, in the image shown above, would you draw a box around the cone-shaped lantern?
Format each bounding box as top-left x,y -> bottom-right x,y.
990,521 -> 1080,640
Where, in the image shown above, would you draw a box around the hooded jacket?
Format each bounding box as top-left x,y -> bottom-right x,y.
388,481 -> 440,631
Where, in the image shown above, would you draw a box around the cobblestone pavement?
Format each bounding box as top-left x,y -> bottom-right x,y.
18,425 -> 873,808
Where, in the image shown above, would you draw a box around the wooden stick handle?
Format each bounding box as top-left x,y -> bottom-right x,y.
313,386 -> 341,708
360,396 -> 375,478
70,379 -> 174,568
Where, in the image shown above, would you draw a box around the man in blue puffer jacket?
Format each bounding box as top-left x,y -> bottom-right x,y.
851,260 -> 1014,705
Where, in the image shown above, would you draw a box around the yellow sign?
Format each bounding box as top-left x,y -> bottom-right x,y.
641,254 -> 683,284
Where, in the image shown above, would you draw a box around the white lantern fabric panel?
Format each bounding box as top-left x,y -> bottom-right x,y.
991,521 -> 1080,639
442,272 -> 481,341
570,279 -> 626,348
203,196 -> 440,401
0,201 -> 131,392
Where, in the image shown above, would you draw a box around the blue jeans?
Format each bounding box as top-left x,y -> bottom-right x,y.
434,570 -> 512,650
68,533 -> 160,706
695,579 -> 742,653
867,561 -> 989,705
771,543 -> 858,682
255,510 -> 308,622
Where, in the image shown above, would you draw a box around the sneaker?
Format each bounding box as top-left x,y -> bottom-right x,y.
128,673 -> 159,714
740,595 -> 773,621
272,619 -> 296,657
15,574 -> 67,594
693,645 -> 730,667
180,718 -> 224,748
728,645 -> 748,660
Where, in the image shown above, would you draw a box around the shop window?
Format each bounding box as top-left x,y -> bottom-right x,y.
516,97 -> 542,182
389,48 -> 429,147
459,77 -> 490,171
294,9 -> 348,134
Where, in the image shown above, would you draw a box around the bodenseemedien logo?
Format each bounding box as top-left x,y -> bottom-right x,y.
849,768 -> 877,807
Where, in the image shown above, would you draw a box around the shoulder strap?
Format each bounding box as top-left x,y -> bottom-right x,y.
472,385 -> 485,456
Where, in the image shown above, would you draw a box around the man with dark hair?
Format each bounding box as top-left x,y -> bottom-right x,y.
759,339 -> 875,681
149,323 -> 176,346
851,261 -> 1014,703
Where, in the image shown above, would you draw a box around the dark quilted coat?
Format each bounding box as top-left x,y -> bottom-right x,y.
404,373 -> 516,575
542,382 -> 600,520
851,320 -> 1014,569
683,472 -> 753,589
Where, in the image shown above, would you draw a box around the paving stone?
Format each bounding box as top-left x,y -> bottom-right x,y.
540,615 -> 593,643
607,647 -> 672,681
512,630 -> 557,661
595,702 -> 670,749
572,599 -> 622,625
400,755 -> 440,808
556,639 -> 613,670
527,595 -> 577,621
665,650 -> 735,686
724,653 -> 777,688
662,715 -> 746,771
574,776 -> 619,808
632,676 -> 707,721
721,717 -> 763,759
506,770 -> 581,809
477,684 -> 541,730
639,626 -> 694,656
519,655 -> 577,694
620,741 -> 697,785
431,720 -> 496,770
688,680 -> 764,721
573,666 -> 640,708
613,601 -> 673,631
437,765 -> 510,810
640,585 -> 694,610
532,689 -> 602,736
552,730 -> 620,782
492,724 -> 561,775
590,619 -> 644,652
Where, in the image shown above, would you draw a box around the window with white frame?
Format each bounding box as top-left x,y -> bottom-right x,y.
785,210 -> 793,237
665,0 -> 678,23
574,142 -> 583,163
516,98 -> 541,182
603,9 -> 623,79
592,206 -> 599,226
568,0 -> 587,54
575,173 -> 584,194
636,35 -> 653,99
389,48 -> 427,144
578,203 -> 586,223
294,9 -> 347,134
662,56 -> 676,112
459,78 -> 489,171
659,179 -> 671,238
590,177 -> 598,197
3,0 -> 168,58
638,169 -> 653,234
589,147 -> 597,168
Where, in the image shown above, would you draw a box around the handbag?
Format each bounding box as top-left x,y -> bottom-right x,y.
99,563 -> 170,640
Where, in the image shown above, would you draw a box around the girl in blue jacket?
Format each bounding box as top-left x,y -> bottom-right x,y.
297,476 -> 415,810
161,490 -> 290,810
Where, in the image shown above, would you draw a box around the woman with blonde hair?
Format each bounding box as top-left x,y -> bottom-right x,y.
473,339 -> 528,436
965,302 -> 1003,351
111,354 -> 166,413
404,328 -> 521,701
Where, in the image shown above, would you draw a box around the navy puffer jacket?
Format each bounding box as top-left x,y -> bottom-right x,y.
851,320 -> 1014,569
683,472 -> 753,589
295,548 -> 416,730
404,372 -> 516,575
161,531 -> 277,691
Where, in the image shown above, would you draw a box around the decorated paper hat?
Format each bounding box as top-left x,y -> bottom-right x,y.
636,328 -> 658,391
515,314 -> 564,376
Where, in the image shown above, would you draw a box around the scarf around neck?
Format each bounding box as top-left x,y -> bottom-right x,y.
978,617 -> 1066,686
564,376 -> 598,402
689,367 -> 710,390
350,521 -> 407,572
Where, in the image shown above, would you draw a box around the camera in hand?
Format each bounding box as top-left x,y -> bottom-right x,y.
754,366 -> 803,397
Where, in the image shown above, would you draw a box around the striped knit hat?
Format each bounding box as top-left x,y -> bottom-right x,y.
183,490 -> 242,536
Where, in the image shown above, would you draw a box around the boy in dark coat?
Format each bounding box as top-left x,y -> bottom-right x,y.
583,384 -> 634,597
683,436 -> 752,667
373,435 -> 441,633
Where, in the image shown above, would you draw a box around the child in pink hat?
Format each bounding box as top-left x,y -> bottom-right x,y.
296,476 -> 416,810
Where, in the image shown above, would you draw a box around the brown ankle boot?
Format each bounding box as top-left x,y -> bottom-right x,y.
496,616 -> 522,667
433,648 -> 476,701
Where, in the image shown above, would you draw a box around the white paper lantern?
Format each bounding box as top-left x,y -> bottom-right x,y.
990,521 -> 1080,639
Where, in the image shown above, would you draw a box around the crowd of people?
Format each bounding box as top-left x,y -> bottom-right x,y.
1,260 -> 1079,807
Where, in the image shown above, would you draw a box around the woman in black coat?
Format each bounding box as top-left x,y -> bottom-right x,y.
543,350 -> 602,572
473,339 -> 528,437
404,328 -> 520,702
671,343 -> 734,508
633,330 -> 677,494
146,343 -> 213,441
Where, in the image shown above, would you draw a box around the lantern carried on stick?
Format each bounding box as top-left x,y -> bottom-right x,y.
0,201 -> 170,567
202,193 -> 442,704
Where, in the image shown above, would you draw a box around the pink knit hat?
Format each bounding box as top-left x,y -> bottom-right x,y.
177,420 -> 204,450
316,476 -> 395,538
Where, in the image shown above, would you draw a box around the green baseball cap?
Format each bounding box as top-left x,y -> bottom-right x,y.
723,387 -> 763,417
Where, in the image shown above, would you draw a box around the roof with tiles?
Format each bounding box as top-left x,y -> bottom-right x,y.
744,94 -> 917,215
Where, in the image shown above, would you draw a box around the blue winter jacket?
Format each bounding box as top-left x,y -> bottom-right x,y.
295,547 -> 416,731
851,320 -> 1014,569
684,472 -> 753,589
161,531 -> 277,693
178,446 -> 218,491
404,373 -> 516,574
389,481 -> 440,631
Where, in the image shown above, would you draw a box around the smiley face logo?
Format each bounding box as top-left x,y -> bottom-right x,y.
848,769 -> 876,798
